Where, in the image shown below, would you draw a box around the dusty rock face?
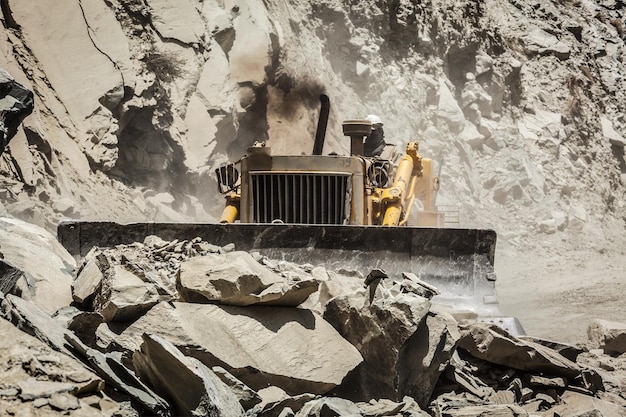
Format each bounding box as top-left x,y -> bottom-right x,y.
0,0 -> 625,254
0,69 -> 33,155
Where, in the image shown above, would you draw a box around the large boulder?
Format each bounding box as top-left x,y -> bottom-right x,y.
133,333 -> 246,416
177,251 -> 319,307
459,323 -> 583,378
95,265 -> 160,323
323,275 -> 454,404
0,217 -> 74,314
459,323 -> 603,393
116,302 -> 362,395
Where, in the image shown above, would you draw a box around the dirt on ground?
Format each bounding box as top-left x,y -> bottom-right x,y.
496,247 -> 626,344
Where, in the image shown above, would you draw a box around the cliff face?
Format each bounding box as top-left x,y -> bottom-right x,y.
1,0 -> 625,251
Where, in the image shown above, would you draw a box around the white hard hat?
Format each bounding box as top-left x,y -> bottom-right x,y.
366,114 -> 383,126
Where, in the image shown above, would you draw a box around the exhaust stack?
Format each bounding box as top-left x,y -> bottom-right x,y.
313,94 -> 330,155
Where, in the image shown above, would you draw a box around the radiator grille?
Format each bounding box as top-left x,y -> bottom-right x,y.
250,173 -> 350,224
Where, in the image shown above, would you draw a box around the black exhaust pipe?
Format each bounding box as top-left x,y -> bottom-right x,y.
313,94 -> 330,155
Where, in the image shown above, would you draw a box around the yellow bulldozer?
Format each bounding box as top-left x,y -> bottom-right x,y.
58,95 -> 521,332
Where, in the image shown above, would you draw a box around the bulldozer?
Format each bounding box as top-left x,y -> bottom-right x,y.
57,95 -> 521,332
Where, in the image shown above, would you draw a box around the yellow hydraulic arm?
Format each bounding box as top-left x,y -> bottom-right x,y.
381,142 -> 423,226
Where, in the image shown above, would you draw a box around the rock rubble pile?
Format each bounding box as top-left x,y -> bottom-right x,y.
1,218 -> 625,416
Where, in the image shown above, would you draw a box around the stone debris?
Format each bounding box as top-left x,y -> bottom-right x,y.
65,332 -> 171,416
133,333 -> 246,416
1,236 -> 625,416
588,318 -> 626,356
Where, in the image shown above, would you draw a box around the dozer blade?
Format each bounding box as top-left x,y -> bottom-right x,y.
57,221 -> 520,330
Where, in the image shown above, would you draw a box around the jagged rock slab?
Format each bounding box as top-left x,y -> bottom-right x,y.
459,322 -> 584,379
549,390 -> 626,417
518,335 -> 583,362
357,396 -> 429,416
96,265 -> 160,323
177,251 -> 319,307
397,311 -> 461,408
0,68 -> 34,154
65,333 -> 171,417
0,260 -> 22,295
72,255 -> 104,305
133,333 -> 245,416
0,317 -> 104,414
323,278 -> 432,401
588,318 -> 626,355
116,302 -> 362,395
431,393 -> 530,417
0,217 -> 74,314
1,294 -> 74,355
212,366 -> 262,410
247,386 -> 315,417
295,397 -> 362,416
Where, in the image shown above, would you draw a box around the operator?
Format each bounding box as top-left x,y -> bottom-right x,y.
364,114 -> 402,163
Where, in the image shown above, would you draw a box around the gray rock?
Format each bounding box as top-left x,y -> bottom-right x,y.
588,319 -> 626,355
437,78 -> 465,132
97,265 -> 160,322
549,390 -> 626,417
431,393 -> 529,416
1,294 -> 74,355
522,28 -> 571,60
65,333 -> 171,417
212,366 -> 262,410
520,336 -> 583,362
601,117 -> 626,148
48,393 -> 81,411
17,379 -> 75,400
117,302 -> 362,395
459,322 -> 602,392
0,217 -> 74,314
0,68 -> 34,155
397,311 -> 461,408
357,396 -> 429,416
0,260 -> 22,295
295,397 -> 362,417
72,255 -> 105,306
133,333 -> 245,417
177,251 -> 319,307
323,279 -> 431,401
248,386 -> 315,417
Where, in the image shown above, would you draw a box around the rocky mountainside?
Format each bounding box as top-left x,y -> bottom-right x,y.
1,0 -> 625,231
1,1 -> 626,415
0,0 -> 625,339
